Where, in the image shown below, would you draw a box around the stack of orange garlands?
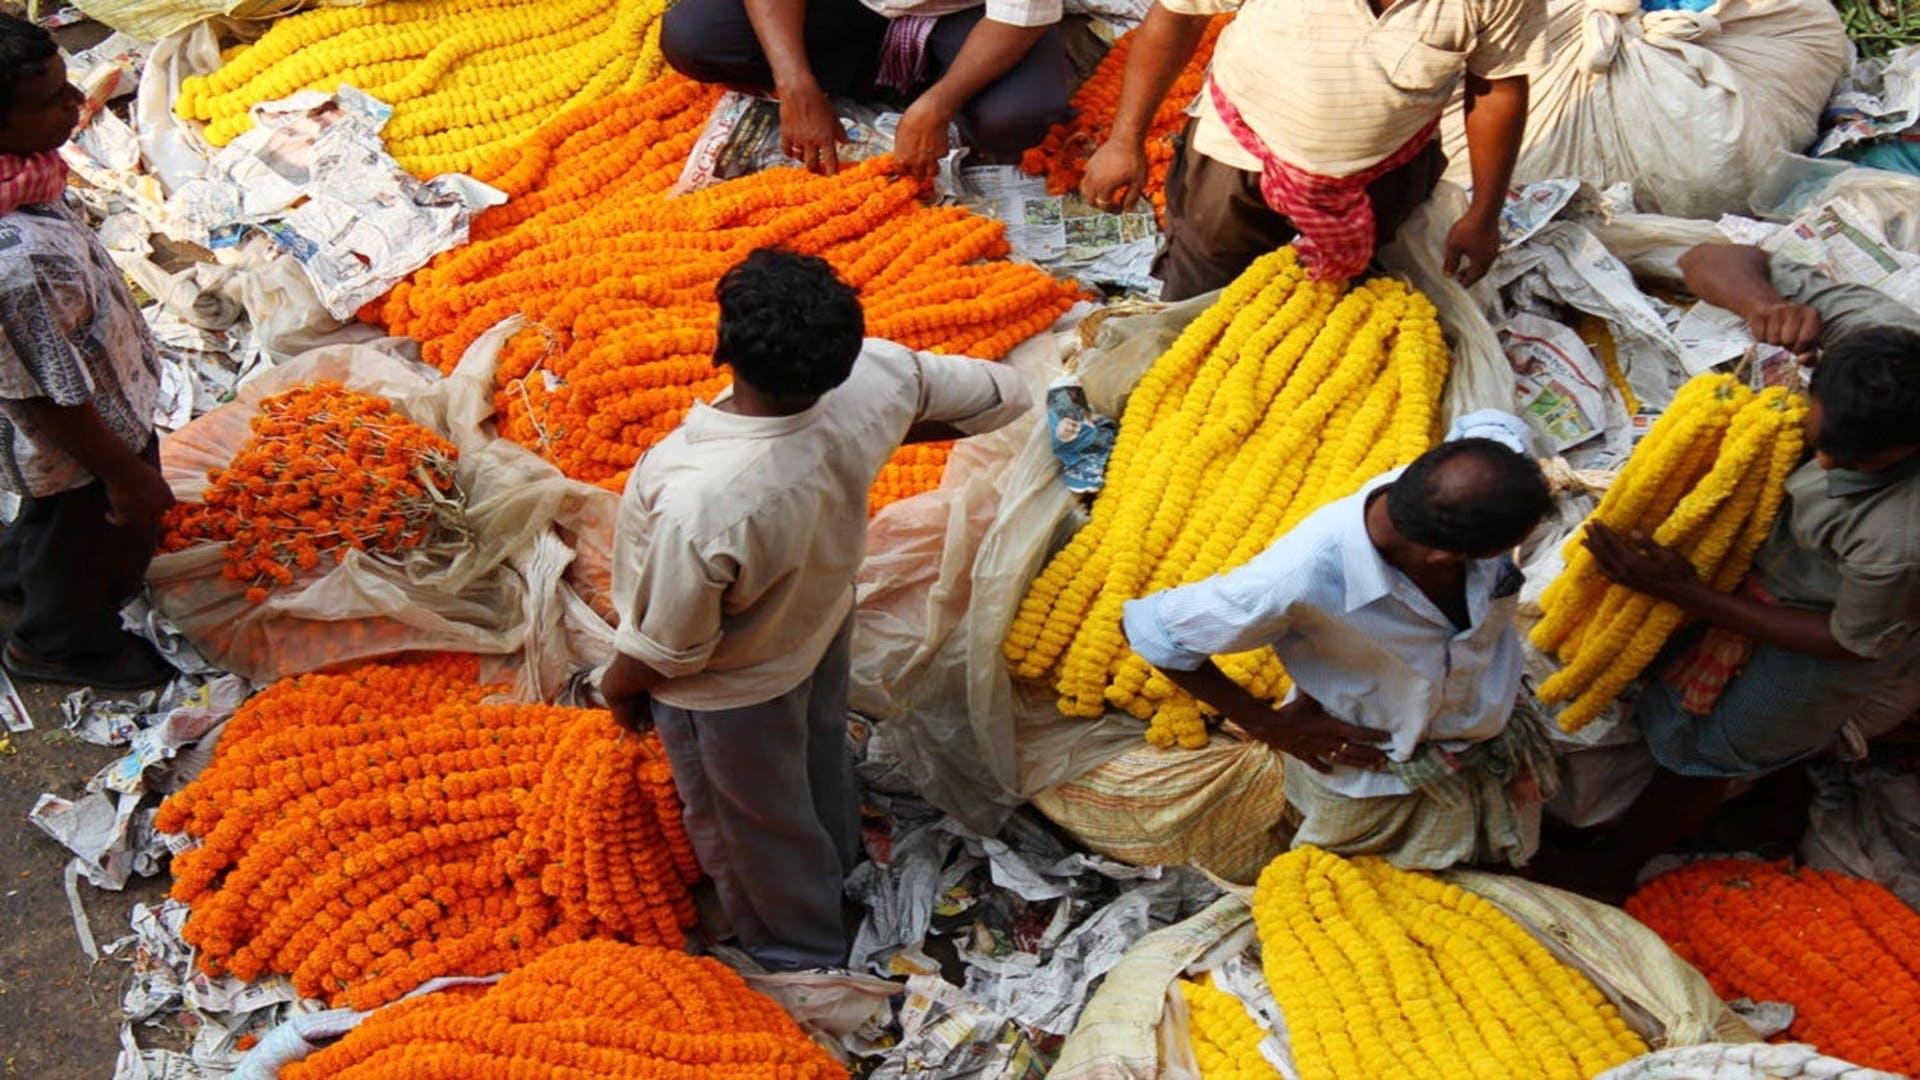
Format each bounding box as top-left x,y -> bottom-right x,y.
1020,16 -> 1232,222
281,941 -> 847,1079
160,383 -> 462,604
373,71 -> 1084,511
156,654 -> 700,1010
1627,860 -> 1920,1075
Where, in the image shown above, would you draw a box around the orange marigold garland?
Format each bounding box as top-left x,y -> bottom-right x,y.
1626,859 -> 1920,1075
159,382 -> 463,605
1020,16 -> 1232,222
280,940 -> 847,1079
374,77 -> 1081,508
156,655 -> 700,1009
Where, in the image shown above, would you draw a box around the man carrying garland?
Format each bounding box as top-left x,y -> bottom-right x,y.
661,0 -> 1070,179
1543,243 -> 1920,899
1122,412 -> 1558,869
1079,0 -> 1545,299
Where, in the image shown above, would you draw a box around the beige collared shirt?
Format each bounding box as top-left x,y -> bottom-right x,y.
613,340 -> 1031,710
1159,0 -> 1548,177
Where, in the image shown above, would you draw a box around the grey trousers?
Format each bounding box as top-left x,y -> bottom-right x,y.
650,616 -> 861,970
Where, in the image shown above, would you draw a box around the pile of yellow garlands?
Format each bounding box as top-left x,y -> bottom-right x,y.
375,73 -> 1082,509
174,0 -> 672,177
157,654 -> 700,1009
282,941 -> 847,1079
1002,248 -> 1450,747
1180,847 -> 1648,1079
1531,374 -> 1807,731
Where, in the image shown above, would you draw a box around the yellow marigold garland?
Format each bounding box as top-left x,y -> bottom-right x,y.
174,0 -> 671,177
1002,249 -> 1450,747
155,655 -> 700,1009
1530,376 -> 1808,731
1253,847 -> 1647,1080
280,940 -> 847,1078
1180,977 -> 1274,1079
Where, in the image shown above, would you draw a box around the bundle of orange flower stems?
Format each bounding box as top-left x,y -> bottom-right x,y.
156,654 -> 700,1009
375,74 -> 1082,508
1627,859 -> 1920,1076
160,382 -> 464,605
281,941 -> 846,1079
1020,16 -> 1232,222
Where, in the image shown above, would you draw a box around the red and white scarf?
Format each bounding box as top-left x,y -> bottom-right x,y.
1207,77 -> 1436,282
0,151 -> 69,216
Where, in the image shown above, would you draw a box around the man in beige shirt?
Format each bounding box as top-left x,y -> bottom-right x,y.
600,248 -> 1030,969
1082,0 -> 1546,299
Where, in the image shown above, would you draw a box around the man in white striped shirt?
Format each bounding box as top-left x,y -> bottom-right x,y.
1120,412 -> 1557,869
1083,0 -> 1547,299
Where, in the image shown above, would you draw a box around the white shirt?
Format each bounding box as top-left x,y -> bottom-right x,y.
614,339 -> 1031,710
1160,0 -> 1548,177
1120,411 -> 1533,797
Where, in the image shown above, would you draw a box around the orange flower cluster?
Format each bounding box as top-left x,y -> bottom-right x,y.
1020,17 -> 1232,222
155,655 -> 700,1010
1627,859 -> 1920,1075
282,940 -> 846,1079
373,73 -> 1081,504
160,382 -> 461,604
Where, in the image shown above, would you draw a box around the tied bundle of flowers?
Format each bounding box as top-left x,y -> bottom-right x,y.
160,382 -> 465,605
173,0 -> 673,177
1020,16 -> 1232,222
1627,860 -> 1920,1076
280,940 -> 847,1079
374,85 -> 1082,510
156,655 -> 701,1009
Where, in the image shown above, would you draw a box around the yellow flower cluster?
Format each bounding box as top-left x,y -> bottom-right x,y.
1253,846 -> 1647,1080
1001,248 -> 1450,748
173,0 -> 669,177
1531,375 -> 1807,731
1179,977 -> 1273,1079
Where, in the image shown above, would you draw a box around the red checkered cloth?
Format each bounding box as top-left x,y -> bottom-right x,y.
1207,77 -> 1437,282
0,151 -> 68,216
1661,579 -> 1777,716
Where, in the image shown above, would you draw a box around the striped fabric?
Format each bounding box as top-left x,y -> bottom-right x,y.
0,151 -> 67,216
1663,579 -> 1776,715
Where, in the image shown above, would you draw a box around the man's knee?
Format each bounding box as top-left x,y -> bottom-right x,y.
661,0 -> 764,86
964,90 -> 1070,155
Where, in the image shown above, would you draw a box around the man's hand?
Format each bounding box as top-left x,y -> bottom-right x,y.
105,463 -> 174,530
892,97 -> 951,181
780,84 -> 846,176
1744,300 -> 1822,357
1240,693 -> 1391,773
1585,523 -> 1700,604
601,653 -> 662,735
1079,138 -> 1149,212
1443,209 -> 1501,286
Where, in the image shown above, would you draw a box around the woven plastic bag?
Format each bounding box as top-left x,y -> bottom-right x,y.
150,326 -> 613,694
73,0 -> 382,43
1440,0 -> 1850,218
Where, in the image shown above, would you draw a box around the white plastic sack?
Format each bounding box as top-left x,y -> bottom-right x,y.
1441,0 -> 1850,218
1595,1042 -> 1904,1080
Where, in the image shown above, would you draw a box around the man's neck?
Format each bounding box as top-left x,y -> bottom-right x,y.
717,382 -> 819,418
1365,488 -> 1470,625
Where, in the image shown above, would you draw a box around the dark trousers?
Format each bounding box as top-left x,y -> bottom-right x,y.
661,0 -> 1071,156
0,442 -> 160,663
1153,119 -> 1448,302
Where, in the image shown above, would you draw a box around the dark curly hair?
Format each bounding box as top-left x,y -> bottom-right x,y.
1387,438 -> 1552,556
0,15 -> 56,115
1810,325 -> 1920,466
714,248 -> 864,402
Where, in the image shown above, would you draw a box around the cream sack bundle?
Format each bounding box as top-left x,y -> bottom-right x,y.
1441,0 -> 1850,218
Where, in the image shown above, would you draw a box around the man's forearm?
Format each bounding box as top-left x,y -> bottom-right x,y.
1460,74 -> 1527,222
19,398 -> 149,484
1678,244 -> 1782,320
1667,581 -> 1868,663
918,19 -> 1049,116
1108,5 -> 1210,144
1156,660 -> 1287,739
744,0 -> 820,92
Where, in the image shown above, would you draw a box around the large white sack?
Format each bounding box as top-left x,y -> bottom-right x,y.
1441,0 -> 1850,218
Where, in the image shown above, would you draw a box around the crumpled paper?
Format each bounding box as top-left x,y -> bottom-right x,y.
870,974 -> 1050,1080
163,86 -> 505,319
1593,1041 -> 1902,1080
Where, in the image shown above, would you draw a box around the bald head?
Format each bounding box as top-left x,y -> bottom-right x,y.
1386,438 -> 1552,556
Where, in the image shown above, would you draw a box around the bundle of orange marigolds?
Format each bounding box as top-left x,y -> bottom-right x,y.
282,941 -> 846,1079
157,655 -> 700,1009
375,73 -> 1082,509
160,383 -> 464,605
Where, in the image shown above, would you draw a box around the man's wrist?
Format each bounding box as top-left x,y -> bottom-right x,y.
774,71 -> 824,98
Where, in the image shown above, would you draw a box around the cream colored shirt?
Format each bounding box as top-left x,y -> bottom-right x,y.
613,340 -> 1031,710
1161,0 -> 1548,177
